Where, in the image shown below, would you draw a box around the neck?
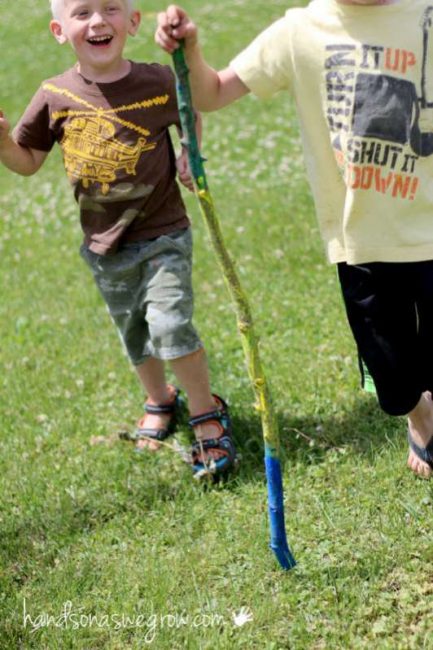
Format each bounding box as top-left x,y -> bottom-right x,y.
76,59 -> 131,83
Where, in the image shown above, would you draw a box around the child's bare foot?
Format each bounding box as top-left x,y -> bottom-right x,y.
407,392 -> 433,478
407,442 -> 433,477
135,385 -> 179,451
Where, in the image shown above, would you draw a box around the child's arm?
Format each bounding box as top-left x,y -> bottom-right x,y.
0,112 -> 48,175
156,5 -> 250,112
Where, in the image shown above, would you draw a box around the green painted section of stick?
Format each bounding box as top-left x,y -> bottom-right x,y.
172,46 -> 208,190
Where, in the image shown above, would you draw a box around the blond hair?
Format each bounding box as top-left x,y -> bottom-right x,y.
50,0 -> 135,20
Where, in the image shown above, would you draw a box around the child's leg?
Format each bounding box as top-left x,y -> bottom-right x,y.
135,349 -> 228,457
134,357 -> 178,450
171,348 -> 236,470
135,356 -> 172,404
139,229 -> 230,457
82,229 -> 232,464
337,261 -> 422,415
170,347 -> 222,439
337,261 -> 433,477
406,261 -> 433,477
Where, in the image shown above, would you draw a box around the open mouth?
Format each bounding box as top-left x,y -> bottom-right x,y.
87,35 -> 113,47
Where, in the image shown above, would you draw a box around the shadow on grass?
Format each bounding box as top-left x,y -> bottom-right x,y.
0,394 -> 397,584
230,393 -> 398,482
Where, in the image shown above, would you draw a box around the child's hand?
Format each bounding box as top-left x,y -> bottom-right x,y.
155,5 -> 198,54
0,110 -> 11,145
176,148 -> 194,192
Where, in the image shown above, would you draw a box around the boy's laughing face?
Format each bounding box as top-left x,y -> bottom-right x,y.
50,0 -> 140,80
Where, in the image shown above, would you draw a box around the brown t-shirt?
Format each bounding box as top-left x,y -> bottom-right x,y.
15,62 -> 190,254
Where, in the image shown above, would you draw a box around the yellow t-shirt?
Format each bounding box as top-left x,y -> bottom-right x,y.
231,0 -> 433,264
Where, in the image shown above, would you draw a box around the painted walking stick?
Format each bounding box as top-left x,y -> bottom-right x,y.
172,45 -> 296,570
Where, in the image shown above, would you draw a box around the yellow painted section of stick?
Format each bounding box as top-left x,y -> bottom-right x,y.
196,188 -> 280,456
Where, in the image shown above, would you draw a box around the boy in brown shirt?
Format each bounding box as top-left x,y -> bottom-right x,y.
0,0 -> 237,479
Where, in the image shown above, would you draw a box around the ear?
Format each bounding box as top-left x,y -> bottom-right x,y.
128,10 -> 141,37
50,20 -> 68,45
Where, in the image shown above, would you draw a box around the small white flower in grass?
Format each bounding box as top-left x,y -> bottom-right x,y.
232,606 -> 253,627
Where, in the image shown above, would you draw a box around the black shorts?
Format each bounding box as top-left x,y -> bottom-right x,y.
338,260 -> 433,416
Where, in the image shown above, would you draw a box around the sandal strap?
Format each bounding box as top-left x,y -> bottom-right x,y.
131,387 -> 182,442
189,409 -> 225,428
134,428 -> 172,442
192,436 -> 228,451
188,393 -> 229,429
145,402 -> 177,415
144,387 -> 180,415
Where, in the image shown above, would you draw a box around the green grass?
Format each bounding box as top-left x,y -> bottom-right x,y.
1,1 -> 433,648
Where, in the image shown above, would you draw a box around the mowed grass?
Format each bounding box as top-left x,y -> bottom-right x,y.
1,1 -> 433,648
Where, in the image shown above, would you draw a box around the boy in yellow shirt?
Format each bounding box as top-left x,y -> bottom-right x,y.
156,0 -> 433,478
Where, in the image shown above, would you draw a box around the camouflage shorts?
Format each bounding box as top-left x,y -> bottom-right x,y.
80,228 -> 202,365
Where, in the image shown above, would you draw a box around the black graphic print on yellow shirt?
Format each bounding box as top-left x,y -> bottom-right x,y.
326,5 -> 433,203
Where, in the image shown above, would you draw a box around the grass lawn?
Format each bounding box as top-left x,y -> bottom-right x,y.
1,0 -> 433,648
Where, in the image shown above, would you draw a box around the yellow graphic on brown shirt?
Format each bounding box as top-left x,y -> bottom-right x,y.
43,83 -> 170,195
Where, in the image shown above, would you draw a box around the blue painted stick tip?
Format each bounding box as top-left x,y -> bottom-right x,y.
265,455 -> 296,570
270,544 -> 297,570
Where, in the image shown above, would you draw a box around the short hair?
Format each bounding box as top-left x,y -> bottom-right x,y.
50,0 -> 134,20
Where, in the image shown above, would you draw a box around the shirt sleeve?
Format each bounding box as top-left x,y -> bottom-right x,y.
13,86 -> 56,152
230,15 -> 294,100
